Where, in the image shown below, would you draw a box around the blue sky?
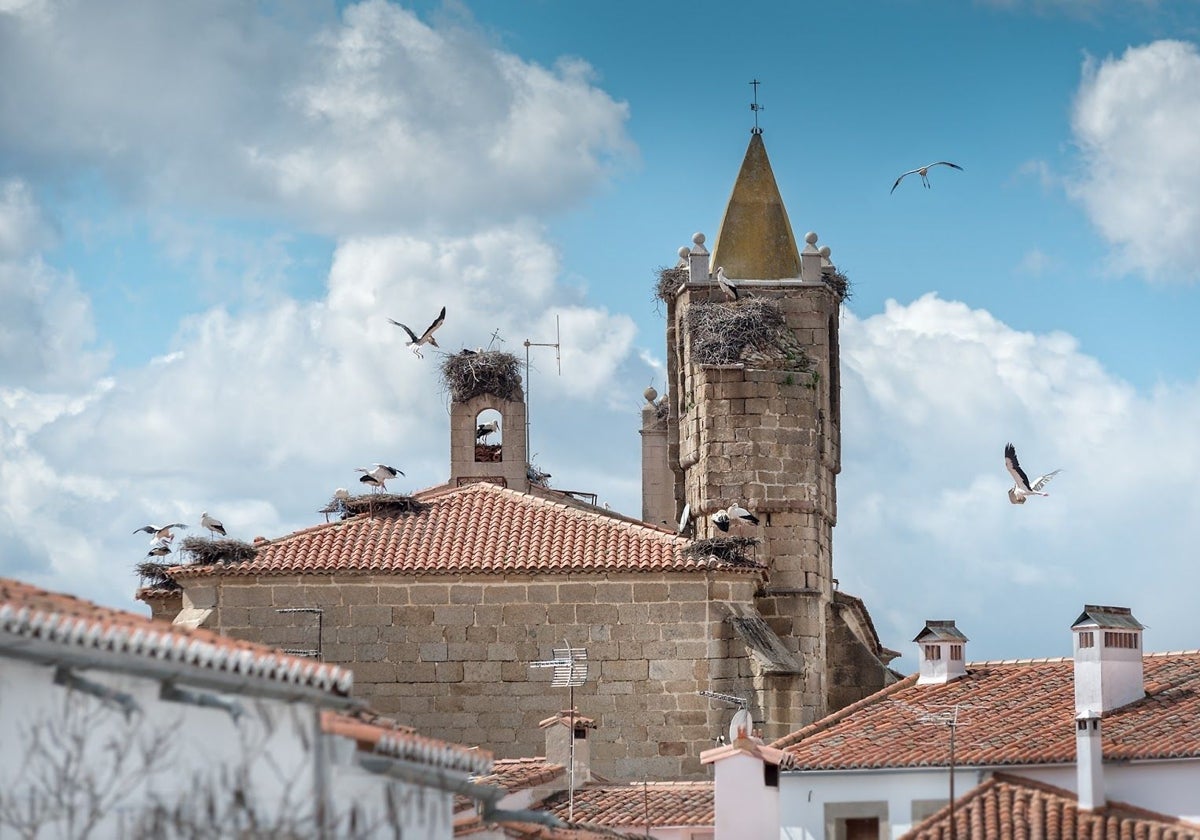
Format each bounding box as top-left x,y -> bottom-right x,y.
3,0 -> 1200,676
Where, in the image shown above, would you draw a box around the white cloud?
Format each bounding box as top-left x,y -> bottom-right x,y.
1070,40 -> 1200,281
0,0 -> 632,234
836,294 -> 1200,670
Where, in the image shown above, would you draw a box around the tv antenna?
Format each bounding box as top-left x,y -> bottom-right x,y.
487,328 -> 505,351
902,702 -> 971,840
698,689 -> 754,743
275,607 -> 324,660
523,315 -> 561,463
530,641 -> 588,821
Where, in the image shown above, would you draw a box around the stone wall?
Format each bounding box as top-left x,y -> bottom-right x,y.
198,571 -> 765,780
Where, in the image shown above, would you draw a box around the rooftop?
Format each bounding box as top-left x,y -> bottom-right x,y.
773,651 -> 1200,770
170,481 -> 759,579
900,773 -> 1200,840
0,576 -> 353,697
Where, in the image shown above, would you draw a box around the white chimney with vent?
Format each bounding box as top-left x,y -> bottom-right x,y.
913,620 -> 968,685
1075,711 -> 1105,810
539,709 -> 594,786
1071,605 -> 1145,714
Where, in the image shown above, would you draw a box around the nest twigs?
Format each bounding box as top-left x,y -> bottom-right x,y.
179,536 -> 258,566
683,537 -> 761,567
822,268 -> 851,301
685,298 -> 812,369
135,561 -> 181,591
655,265 -> 689,303
335,493 -> 428,518
440,350 -> 522,403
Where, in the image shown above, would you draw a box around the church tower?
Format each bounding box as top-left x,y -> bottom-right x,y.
446,353 -> 530,492
659,130 -> 887,739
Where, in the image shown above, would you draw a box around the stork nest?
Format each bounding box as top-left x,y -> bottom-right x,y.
683,537 -> 761,567
655,265 -> 690,302
653,395 -> 670,424
440,350 -> 523,403
526,462 -> 552,488
685,298 -> 813,369
135,561 -> 182,591
179,536 -> 258,566
823,267 -> 851,301
333,492 -> 428,518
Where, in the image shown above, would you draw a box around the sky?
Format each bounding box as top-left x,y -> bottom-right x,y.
3,0 -> 1200,676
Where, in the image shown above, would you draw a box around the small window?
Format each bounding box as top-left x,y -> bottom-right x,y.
949,644 -> 963,661
924,644 -> 941,661
1078,631 -> 1095,649
763,764 -> 779,788
474,409 -> 503,463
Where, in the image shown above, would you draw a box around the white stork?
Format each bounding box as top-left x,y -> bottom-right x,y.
891,161 -> 963,193
476,419 -> 500,442
727,502 -> 760,527
355,463 -> 403,492
134,522 -> 188,542
146,540 -> 172,558
200,511 -> 227,539
715,266 -> 739,302
1004,443 -> 1061,505
389,306 -> 446,358
711,509 -> 731,533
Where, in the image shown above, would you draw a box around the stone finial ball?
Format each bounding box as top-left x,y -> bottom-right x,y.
678,246 -> 689,259
805,231 -> 819,245
819,246 -> 831,258
644,386 -> 659,403
692,232 -> 706,245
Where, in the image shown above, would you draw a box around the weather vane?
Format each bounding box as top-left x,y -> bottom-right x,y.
750,79 -> 764,135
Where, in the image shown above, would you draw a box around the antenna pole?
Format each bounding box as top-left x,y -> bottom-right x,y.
568,683 -> 576,822
523,316 -> 562,471
949,707 -> 958,840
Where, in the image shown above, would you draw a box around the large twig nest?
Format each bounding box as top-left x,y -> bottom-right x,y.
685,298 -> 812,369
331,492 -> 428,518
179,536 -> 258,566
683,537 -> 761,567
440,350 -> 523,403
135,561 -> 182,591
655,265 -> 689,302
823,268 -> 851,301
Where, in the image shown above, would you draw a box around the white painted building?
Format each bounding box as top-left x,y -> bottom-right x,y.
705,605 -> 1200,839
0,575 -> 494,839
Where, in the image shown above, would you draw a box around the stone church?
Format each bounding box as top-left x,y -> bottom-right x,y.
142,130 -> 899,780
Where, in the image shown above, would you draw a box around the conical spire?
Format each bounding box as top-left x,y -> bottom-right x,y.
710,133 -> 801,280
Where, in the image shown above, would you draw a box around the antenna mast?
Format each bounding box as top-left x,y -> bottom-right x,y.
906,703 -> 969,840
523,315 -> 561,467
749,79 -> 765,135
530,641 -> 588,822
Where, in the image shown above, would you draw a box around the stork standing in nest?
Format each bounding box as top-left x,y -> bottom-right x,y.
200,511 -> 226,539
715,266 -> 739,302
356,463 -> 403,493
476,419 -> 500,442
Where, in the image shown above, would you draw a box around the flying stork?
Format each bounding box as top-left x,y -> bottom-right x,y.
389,306 -> 446,358
1004,443 -> 1062,505
891,161 -> 963,193
133,522 -> 188,542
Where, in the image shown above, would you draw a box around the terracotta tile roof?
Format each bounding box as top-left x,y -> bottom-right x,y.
475,757 -> 566,793
701,735 -> 793,769
172,481 -> 754,578
901,772 -> 1200,840
0,576 -> 353,697
773,652 -> 1200,769
456,818 -> 638,839
536,781 -> 713,828
322,710 -> 492,776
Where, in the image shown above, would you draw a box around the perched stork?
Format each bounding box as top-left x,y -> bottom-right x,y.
891,161 -> 963,193
715,266 -> 739,302
389,306 -> 446,359
711,509 -> 731,533
133,522 -> 188,542
355,463 -> 403,492
146,540 -> 172,558
476,419 -> 500,442
200,511 -> 227,539
1004,443 -> 1061,505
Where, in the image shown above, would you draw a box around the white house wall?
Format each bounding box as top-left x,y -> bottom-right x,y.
0,653 -> 454,839
780,768 -> 981,840
1017,760 -> 1200,824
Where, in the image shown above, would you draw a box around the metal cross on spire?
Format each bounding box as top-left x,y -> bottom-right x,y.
750,79 -> 764,135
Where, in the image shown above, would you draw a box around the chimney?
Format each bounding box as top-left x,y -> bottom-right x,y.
688,232 -> 710,282
913,620 -> 968,685
640,386 -> 674,527
701,718 -> 785,840
538,709 -> 594,786
1075,712 -> 1105,810
1071,605 -> 1145,714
